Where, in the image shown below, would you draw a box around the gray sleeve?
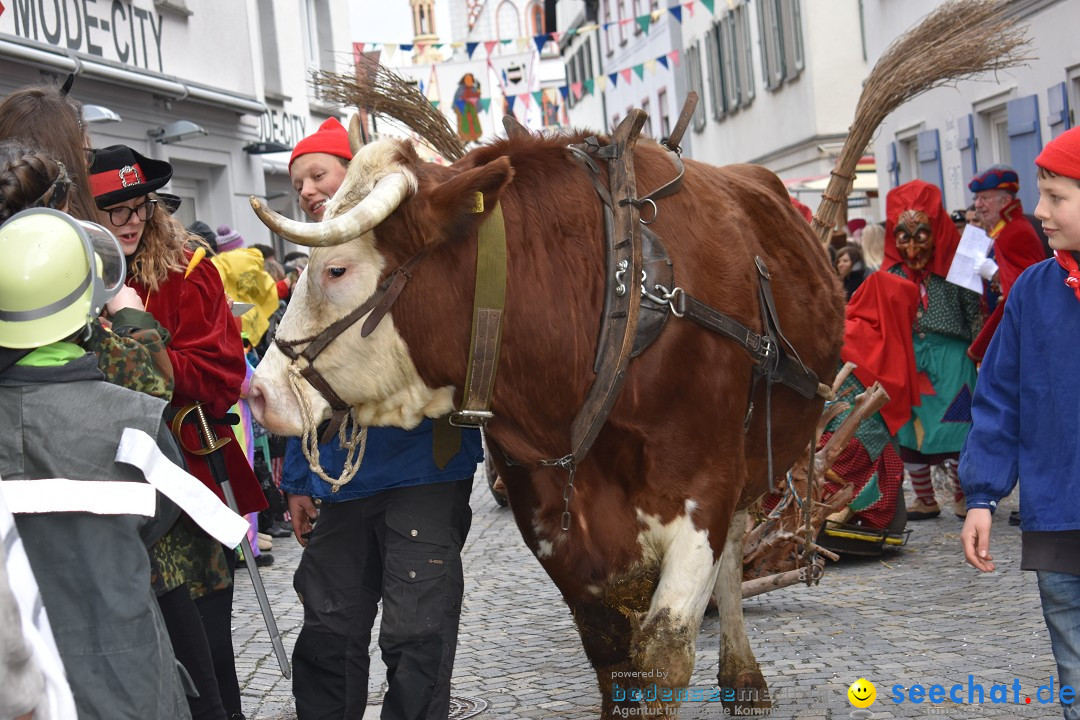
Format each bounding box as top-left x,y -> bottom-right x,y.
0,525 -> 44,719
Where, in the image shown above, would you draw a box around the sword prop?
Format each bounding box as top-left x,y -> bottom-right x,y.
172,402 -> 291,678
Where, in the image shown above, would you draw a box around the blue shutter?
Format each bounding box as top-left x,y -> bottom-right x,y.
1007,95 -> 1042,210
887,142 -> 899,188
1047,82 -> 1071,139
957,113 -> 977,204
917,129 -> 944,191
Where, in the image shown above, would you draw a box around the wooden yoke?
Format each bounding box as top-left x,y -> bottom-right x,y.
569,110 -> 648,462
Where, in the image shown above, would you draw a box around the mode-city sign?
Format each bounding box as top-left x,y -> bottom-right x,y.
3,0 -> 165,73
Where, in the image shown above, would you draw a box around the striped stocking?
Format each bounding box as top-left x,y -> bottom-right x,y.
905,462 -> 936,504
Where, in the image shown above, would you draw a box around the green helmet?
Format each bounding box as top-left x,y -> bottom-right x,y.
0,208 -> 125,349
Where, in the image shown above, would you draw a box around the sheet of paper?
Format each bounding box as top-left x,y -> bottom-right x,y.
946,224 -> 993,293
115,428 -> 250,547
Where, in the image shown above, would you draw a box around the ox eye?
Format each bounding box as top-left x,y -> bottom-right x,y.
328,266 -> 347,278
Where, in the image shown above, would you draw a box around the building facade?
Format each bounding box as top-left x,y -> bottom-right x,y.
863,0 -> 1079,214
0,0 -> 353,250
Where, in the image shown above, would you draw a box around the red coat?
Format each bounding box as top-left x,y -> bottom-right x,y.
130,257 -> 268,516
968,200 -> 1047,361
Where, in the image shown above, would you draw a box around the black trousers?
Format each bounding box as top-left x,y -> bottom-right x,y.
292,478 -> 473,720
157,583 -> 228,720
195,545 -> 243,719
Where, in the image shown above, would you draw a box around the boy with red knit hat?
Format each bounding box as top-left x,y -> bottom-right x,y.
960,125 -> 1080,720
288,117 -> 353,221
282,116 -> 483,720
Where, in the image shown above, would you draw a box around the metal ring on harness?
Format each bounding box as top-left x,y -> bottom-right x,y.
638,198 -> 657,225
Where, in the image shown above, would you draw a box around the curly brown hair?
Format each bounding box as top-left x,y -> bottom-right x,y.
124,194 -> 212,292
0,84 -> 96,222
0,140 -> 67,223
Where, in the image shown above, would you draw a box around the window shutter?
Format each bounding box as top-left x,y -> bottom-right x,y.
1047,82 -> 1071,139
1007,94 -> 1042,211
887,142 -> 899,188
917,129 -> 944,191
957,114 -> 977,204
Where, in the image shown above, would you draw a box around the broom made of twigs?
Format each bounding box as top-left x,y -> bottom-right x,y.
312,55 -> 466,162
811,0 -> 1031,243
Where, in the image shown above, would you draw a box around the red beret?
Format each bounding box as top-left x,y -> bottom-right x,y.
1036,126 -> 1080,181
289,117 -> 353,171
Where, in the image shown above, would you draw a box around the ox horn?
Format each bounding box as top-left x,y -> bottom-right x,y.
249,173 -> 411,247
348,114 -> 364,155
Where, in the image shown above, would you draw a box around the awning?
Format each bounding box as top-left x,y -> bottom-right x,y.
797,172 -> 879,193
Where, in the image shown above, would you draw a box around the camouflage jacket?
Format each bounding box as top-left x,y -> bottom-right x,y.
85,308 -> 174,401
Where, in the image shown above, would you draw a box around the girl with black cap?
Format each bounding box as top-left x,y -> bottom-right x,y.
90,145 -> 266,720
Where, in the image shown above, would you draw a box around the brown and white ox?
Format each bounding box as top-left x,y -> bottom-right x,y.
249,130 -> 844,716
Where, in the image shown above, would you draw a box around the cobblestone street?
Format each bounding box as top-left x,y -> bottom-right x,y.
234,470 -> 1061,719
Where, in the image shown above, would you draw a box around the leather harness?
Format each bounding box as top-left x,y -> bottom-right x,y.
274,97 -> 823,517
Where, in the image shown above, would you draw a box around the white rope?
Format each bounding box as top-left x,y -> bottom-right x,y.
287,361 -> 367,492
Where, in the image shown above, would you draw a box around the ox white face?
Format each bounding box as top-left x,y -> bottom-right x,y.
249,141 -> 457,435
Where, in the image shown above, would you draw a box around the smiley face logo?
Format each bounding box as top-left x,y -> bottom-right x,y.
848,678 -> 876,708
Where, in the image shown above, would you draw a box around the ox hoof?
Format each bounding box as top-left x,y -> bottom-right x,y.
718,669 -> 772,713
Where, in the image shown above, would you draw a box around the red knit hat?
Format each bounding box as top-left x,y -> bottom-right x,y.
288,117 -> 353,171
1036,125 -> 1080,180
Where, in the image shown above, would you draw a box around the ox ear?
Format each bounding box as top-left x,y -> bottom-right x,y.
422,156 -> 514,246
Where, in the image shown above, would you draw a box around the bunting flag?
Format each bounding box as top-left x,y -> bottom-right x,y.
516,38 -> 530,52
684,2 -> 694,16
571,82 -> 583,100
383,43 -> 397,62
583,78 -> 595,96
400,43 -> 414,52
597,75 -> 608,92
669,5 -> 682,22
466,41 -> 479,58
700,0 -> 714,13
431,100 -> 440,109
669,49 -> 680,67
621,67 -> 633,83
519,92 -> 531,108
484,40 -> 499,55
479,97 -> 491,112
415,43 -> 426,55
506,95 -> 517,113
501,38 -> 513,46
644,59 -> 656,75
532,90 -> 543,106
550,31 -> 562,44
609,72 -> 619,88
559,85 -> 570,100
657,55 -> 669,70
534,34 -> 549,53
635,14 -> 651,34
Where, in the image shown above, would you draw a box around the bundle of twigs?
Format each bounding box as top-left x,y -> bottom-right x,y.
812,0 -> 1031,242
312,56 -> 466,162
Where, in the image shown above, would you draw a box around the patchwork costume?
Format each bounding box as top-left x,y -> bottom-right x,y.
823,272 -> 922,529
883,180 -> 982,519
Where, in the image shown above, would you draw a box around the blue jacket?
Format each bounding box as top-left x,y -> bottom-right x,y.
280,420 -> 483,502
959,258 -> 1080,531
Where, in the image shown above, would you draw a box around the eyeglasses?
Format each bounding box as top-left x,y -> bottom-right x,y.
105,199 -> 157,226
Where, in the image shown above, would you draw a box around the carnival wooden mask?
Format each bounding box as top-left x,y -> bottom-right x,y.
893,209 -> 934,271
